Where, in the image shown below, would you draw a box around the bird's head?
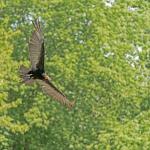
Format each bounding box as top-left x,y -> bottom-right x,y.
45,75 -> 49,80
42,73 -> 51,80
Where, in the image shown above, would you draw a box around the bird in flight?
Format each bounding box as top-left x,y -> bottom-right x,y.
19,19 -> 75,109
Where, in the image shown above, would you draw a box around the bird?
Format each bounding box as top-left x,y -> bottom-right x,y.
19,19 -> 75,109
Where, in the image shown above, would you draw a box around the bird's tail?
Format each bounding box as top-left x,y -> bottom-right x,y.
19,65 -> 34,85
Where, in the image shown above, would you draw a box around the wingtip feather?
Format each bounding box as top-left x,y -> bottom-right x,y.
32,18 -> 41,31
67,100 -> 76,109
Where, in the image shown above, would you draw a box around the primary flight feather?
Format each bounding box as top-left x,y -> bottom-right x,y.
19,19 -> 75,109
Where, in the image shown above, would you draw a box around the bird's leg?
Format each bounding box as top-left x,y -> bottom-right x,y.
26,73 -> 34,79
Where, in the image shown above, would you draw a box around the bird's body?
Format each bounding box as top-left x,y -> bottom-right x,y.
28,69 -> 45,80
19,19 -> 75,109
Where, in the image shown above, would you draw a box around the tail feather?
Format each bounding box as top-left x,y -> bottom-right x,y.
19,65 -> 29,76
19,65 -> 34,85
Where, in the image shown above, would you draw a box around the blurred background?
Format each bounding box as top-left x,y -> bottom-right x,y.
0,0 -> 149,149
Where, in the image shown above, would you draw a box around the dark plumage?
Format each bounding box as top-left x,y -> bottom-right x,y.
19,19 -> 75,109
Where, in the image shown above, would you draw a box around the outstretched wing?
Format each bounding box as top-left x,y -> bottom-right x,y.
37,79 -> 75,109
29,19 -> 44,71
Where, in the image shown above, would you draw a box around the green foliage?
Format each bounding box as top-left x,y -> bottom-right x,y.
0,0 -> 149,149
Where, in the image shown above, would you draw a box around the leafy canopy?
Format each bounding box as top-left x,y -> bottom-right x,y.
0,0 -> 149,149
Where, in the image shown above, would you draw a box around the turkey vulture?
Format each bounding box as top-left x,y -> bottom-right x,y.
19,19 -> 75,109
